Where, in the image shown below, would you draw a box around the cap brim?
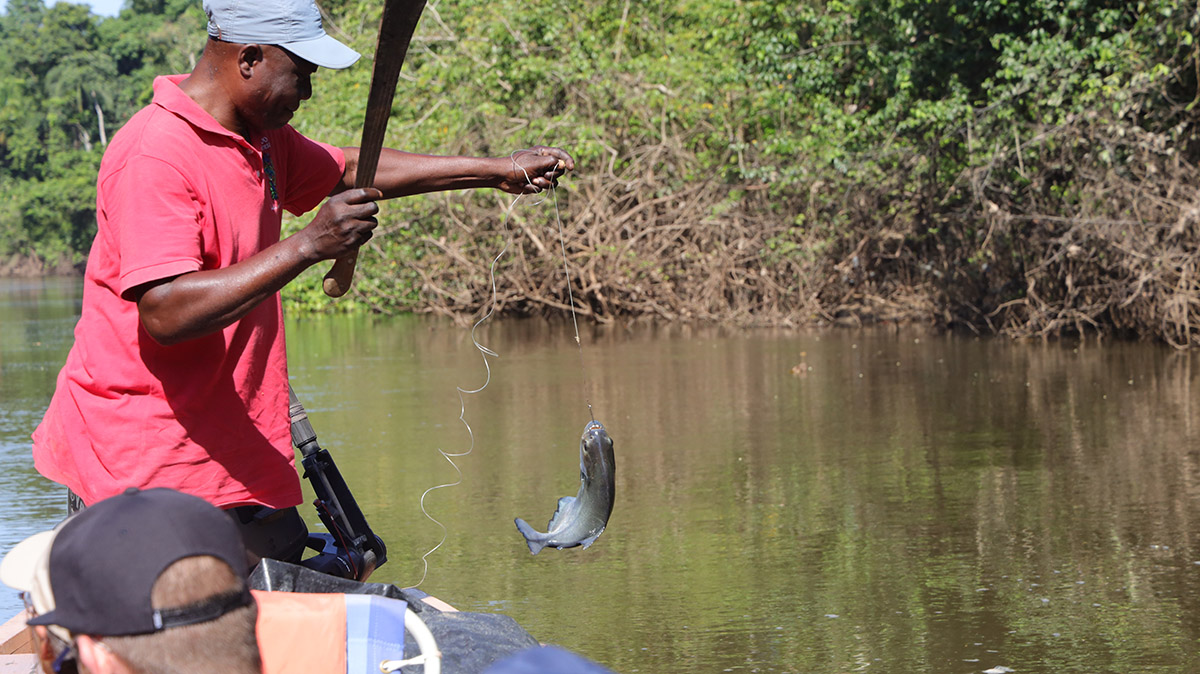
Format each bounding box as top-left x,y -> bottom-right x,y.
3,529 -> 70,642
0,530 -> 55,593
281,34 -> 360,70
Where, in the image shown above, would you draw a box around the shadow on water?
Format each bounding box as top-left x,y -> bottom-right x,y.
4,280 -> 1200,673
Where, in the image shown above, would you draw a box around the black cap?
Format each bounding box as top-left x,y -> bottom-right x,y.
15,488 -> 251,636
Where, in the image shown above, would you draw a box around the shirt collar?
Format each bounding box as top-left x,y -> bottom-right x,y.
151,74 -> 256,150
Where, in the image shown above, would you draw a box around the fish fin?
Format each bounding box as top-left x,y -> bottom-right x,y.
579,525 -> 606,549
546,496 -> 577,531
514,518 -> 548,555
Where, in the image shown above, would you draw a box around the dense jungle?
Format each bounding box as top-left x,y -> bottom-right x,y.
2,0 -> 1199,345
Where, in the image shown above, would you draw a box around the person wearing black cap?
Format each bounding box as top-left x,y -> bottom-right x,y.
1,487 -> 622,674
29,0 -> 574,564
0,488 -> 261,674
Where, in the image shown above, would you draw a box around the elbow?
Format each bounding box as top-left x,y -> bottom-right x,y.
133,277 -> 200,346
134,287 -> 190,346
139,314 -> 187,346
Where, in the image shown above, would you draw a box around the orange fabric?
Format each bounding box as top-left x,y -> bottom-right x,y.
253,590 -> 346,674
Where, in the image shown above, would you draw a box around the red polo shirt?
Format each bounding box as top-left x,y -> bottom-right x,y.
32,75 -> 346,509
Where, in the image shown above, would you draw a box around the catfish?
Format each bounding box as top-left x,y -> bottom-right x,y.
514,420 -> 616,554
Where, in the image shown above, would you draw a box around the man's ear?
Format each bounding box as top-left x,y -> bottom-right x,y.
76,634 -> 130,674
237,44 -> 265,78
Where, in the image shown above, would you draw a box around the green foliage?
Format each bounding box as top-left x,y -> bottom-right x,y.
0,0 -> 204,267
3,0 -> 1199,341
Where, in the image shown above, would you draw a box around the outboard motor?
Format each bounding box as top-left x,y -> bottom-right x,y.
288,386 -> 388,582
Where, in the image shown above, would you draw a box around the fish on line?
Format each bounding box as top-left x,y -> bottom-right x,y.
514,420 -> 616,555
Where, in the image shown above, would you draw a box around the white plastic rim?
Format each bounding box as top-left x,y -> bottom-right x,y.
406,608 -> 441,673
379,608 -> 441,673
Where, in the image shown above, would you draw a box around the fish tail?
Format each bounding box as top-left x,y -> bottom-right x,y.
514,518 -> 548,555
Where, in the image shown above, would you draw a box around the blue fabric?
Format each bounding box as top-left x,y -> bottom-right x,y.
344,594 -> 407,673
482,645 -> 617,674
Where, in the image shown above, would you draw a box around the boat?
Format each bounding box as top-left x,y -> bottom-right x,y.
0,606 -> 443,674
0,566 -> 452,674
0,561 -> 508,674
0,610 -> 34,673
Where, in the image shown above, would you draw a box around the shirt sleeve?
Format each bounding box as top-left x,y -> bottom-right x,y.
276,127 -> 346,216
103,155 -> 206,299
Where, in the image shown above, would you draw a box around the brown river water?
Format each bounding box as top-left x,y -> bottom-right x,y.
3,276 -> 1200,673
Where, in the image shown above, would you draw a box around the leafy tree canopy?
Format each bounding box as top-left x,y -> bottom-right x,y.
2,0 -> 1197,344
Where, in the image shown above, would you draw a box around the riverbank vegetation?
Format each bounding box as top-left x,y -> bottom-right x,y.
2,0 -> 1198,345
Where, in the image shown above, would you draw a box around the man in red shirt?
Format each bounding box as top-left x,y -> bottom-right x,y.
31,0 -> 573,562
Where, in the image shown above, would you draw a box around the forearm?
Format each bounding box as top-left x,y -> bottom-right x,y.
339,148 -> 506,198
136,188 -> 381,345
338,145 -> 572,198
135,235 -> 317,345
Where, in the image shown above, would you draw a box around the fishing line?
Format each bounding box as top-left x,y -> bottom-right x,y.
549,184 -> 595,422
412,152 -> 588,588
412,189 -> 520,589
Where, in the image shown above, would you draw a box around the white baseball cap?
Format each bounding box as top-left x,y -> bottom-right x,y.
204,0 -> 361,70
1,529 -> 70,643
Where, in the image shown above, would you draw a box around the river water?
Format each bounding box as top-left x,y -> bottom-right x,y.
3,276 -> 1200,673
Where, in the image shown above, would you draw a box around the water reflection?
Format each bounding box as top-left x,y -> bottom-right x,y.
0,278 -> 82,557
2,279 -> 1200,673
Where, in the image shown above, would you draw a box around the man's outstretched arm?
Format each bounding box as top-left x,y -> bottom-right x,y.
336,145 -> 574,198
136,145 -> 574,345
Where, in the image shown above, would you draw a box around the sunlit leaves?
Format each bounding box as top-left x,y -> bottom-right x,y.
0,0 -> 198,265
